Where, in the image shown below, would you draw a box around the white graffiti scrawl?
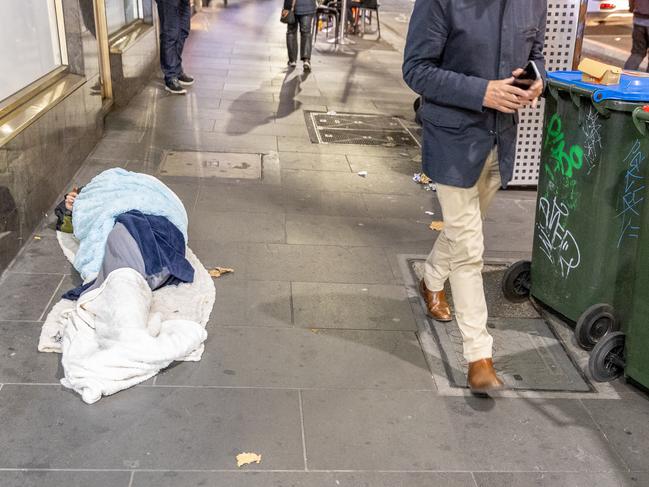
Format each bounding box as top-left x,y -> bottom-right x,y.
537,196 -> 581,278
617,139 -> 645,248
582,106 -> 603,175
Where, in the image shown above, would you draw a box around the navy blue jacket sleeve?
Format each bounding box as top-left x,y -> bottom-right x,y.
402,0 -> 489,113
530,8 -> 547,84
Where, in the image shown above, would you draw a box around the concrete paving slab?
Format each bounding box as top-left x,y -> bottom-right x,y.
211,280 -> 292,327
240,243 -> 396,283
282,190 -> 368,217
362,193 -> 439,220
0,471 -> 132,487
156,327 -> 433,390
160,181 -> 200,211
9,237 -> 75,275
581,395 -> 649,472
132,471 -> 476,487
190,241 -> 397,283
292,282 -> 417,330
301,390 -> 627,472
281,169 -> 417,195
474,471 -> 645,487
0,385 -> 304,470
278,152 -> 351,172
188,209 -> 285,243
0,321 -> 62,383
195,184 -> 285,214
286,214 -> 432,247
0,273 -> 64,321
347,154 -> 422,176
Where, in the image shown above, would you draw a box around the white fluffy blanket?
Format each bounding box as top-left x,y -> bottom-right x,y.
39,232 -> 215,404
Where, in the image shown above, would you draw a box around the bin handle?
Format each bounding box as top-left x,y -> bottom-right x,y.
548,85 -> 560,101
632,106 -> 649,137
566,85 -> 611,117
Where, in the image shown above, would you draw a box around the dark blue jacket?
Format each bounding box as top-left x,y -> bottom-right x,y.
284,0 -> 316,16
403,0 -> 547,188
64,210 -> 194,300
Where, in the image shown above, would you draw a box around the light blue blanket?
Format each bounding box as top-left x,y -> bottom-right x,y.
72,168 -> 188,281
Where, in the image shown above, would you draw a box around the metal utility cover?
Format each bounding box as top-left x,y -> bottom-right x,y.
409,260 -> 592,393
305,111 -> 420,147
160,151 -> 262,179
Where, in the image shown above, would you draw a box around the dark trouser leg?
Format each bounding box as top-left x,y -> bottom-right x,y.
299,15 -> 314,60
287,21 -> 299,63
156,0 -> 182,82
625,24 -> 649,71
177,0 -> 191,75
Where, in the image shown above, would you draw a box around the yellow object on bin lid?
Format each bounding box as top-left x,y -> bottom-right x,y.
578,58 -> 622,85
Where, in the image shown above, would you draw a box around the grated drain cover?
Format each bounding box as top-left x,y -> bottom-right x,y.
409,260 -> 592,392
305,111 -> 420,147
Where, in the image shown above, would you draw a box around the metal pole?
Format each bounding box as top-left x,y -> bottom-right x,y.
572,0 -> 589,69
93,0 -> 113,102
337,0 -> 354,45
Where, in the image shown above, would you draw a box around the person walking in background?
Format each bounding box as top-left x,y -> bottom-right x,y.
155,0 -> 194,94
284,0 -> 316,72
625,0 -> 649,72
403,0 -> 546,393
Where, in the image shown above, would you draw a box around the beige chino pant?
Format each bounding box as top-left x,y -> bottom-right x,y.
423,148 -> 501,362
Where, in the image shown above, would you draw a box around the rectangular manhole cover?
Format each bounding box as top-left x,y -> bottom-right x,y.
160,151 -> 262,179
408,260 -> 593,393
305,111 -> 420,147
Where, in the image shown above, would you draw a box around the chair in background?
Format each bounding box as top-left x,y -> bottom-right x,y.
350,0 -> 380,39
313,1 -> 340,46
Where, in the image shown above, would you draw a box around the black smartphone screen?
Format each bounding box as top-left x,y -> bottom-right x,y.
512,61 -> 539,90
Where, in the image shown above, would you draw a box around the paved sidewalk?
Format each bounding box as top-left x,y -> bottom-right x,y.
0,1 -> 648,486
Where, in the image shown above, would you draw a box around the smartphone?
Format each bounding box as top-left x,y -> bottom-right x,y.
512,60 -> 541,90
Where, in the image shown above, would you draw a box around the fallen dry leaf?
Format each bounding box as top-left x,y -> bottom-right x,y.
429,221 -> 444,231
236,452 -> 262,468
208,267 -> 234,278
34,235 -> 42,240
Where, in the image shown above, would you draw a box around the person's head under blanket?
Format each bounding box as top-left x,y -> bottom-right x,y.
54,169 -> 194,300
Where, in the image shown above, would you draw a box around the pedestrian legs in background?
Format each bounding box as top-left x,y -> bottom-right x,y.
299,14 -> 314,70
422,148 -> 504,392
287,20 -> 299,66
176,0 -> 194,85
156,0 -> 194,93
625,23 -> 649,72
287,15 -> 314,71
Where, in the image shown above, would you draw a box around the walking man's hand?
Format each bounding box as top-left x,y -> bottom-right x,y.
511,68 -> 544,109
483,77 -> 531,113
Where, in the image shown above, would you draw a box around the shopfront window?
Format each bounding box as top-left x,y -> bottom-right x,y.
0,0 -> 65,105
106,0 -> 145,35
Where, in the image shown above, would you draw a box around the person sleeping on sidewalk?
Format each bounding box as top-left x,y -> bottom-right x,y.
40,168 -> 214,404
54,183 -> 194,301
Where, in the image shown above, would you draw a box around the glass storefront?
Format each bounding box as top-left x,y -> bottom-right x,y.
106,0 -> 144,35
0,0 -> 65,104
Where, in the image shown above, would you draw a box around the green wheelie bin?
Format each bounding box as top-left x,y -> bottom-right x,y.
502,72 -> 649,351
589,125 -> 649,385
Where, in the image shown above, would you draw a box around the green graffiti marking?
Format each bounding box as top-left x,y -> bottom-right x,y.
544,113 -> 584,181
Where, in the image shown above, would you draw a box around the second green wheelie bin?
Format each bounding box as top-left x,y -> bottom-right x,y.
589,129 -> 649,386
514,72 -> 649,350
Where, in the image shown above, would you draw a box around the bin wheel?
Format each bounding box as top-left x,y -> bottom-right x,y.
575,304 -> 619,351
588,331 -> 626,382
502,260 -> 531,303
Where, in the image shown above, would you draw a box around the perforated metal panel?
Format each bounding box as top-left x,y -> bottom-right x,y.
511,1 -> 585,186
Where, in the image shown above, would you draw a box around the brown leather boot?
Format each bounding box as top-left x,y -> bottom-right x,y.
467,358 -> 505,393
419,279 -> 452,322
